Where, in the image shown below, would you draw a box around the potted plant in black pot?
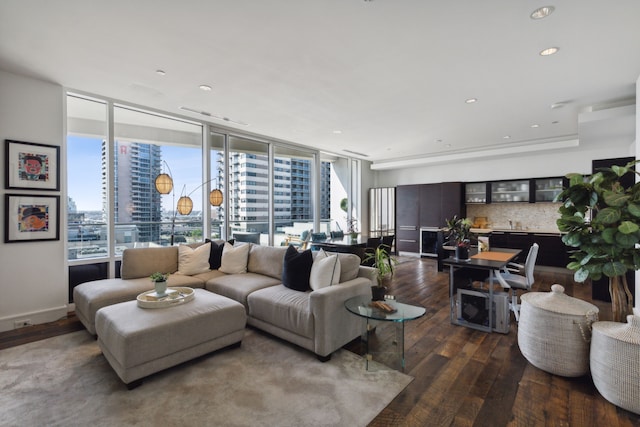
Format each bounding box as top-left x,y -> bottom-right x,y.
364,244 -> 398,301
446,215 -> 473,261
556,159 -> 639,322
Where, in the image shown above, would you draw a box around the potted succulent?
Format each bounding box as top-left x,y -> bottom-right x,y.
446,215 -> 473,260
555,159 -> 639,322
150,272 -> 169,296
364,244 -> 398,301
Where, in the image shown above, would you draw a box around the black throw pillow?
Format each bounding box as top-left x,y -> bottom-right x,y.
206,239 -> 236,270
282,245 -> 313,291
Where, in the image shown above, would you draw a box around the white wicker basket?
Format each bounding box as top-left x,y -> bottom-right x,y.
590,314 -> 640,415
518,284 -> 599,377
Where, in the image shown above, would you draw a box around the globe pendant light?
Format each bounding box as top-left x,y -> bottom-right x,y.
154,173 -> 173,194
176,196 -> 193,215
209,188 -> 223,206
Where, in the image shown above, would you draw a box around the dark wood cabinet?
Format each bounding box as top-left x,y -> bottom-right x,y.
419,183 -> 441,227
489,231 -> 568,267
531,233 -> 568,268
441,182 -> 463,225
396,185 -> 420,252
396,182 -> 464,253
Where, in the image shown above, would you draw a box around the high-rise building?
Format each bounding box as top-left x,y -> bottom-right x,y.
106,141 -> 163,243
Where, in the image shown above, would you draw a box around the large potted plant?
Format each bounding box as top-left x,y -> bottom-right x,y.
556,160 -> 639,322
445,215 -> 473,260
364,245 -> 398,301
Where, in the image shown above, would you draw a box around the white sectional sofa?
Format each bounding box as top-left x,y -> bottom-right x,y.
74,240 -> 375,361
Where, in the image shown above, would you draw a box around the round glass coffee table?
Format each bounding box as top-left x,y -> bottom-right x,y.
345,296 -> 426,371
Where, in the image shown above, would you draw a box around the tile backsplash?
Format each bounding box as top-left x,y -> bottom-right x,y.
466,203 -> 561,232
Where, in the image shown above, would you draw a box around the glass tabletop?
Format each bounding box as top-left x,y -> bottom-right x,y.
345,295 -> 426,322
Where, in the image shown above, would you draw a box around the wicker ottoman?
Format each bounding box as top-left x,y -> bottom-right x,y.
518,284 -> 599,377
590,315 -> 640,415
95,289 -> 246,388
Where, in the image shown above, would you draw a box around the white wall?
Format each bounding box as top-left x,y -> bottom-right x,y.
373,135 -> 634,188
0,70 -> 66,332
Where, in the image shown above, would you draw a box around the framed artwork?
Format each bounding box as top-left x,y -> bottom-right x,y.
4,194 -> 60,243
5,140 -> 60,191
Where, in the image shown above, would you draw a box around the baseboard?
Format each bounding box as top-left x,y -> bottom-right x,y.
0,305 -> 68,333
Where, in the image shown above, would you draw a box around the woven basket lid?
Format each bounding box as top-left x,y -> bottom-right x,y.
520,284 -> 599,316
593,315 -> 640,344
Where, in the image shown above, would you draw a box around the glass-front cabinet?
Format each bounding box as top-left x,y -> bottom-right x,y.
534,177 -> 565,202
465,182 -> 487,204
490,179 -> 530,203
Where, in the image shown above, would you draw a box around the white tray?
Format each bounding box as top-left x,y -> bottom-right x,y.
137,287 -> 195,309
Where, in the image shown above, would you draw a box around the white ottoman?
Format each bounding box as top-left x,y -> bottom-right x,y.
95,288 -> 246,388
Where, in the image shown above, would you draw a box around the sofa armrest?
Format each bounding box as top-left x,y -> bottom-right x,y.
356,265 -> 377,287
309,277 -> 371,356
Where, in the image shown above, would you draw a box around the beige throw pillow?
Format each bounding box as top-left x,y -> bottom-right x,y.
310,249 -> 341,290
219,242 -> 250,274
177,242 -> 211,275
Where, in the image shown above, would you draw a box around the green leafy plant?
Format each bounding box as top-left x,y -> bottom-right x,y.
364,245 -> 398,287
149,272 -> 169,282
445,215 -> 473,247
555,159 -> 639,322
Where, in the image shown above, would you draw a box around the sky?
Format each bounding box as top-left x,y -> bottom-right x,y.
67,135 -> 203,212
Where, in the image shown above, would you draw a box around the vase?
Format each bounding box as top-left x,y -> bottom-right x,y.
371,286 -> 387,301
455,245 -> 469,261
154,280 -> 167,296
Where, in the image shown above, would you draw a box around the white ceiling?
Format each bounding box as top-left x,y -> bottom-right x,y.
1,1 -> 639,167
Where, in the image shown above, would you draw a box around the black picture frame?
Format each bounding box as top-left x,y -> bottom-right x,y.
5,139 -> 60,191
4,194 -> 60,243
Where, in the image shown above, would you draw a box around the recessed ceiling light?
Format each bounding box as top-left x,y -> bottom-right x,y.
465,98 -> 477,104
156,69 -> 166,76
531,124 -> 540,128
199,85 -> 212,91
530,6 -> 555,20
540,47 -> 559,56
503,135 -> 511,139
333,130 -> 342,134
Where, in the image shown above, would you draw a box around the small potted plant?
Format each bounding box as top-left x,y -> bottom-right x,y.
446,215 -> 473,260
150,272 -> 169,296
364,245 -> 398,300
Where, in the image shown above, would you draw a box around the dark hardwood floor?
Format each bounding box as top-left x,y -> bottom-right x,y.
1,258 -> 638,426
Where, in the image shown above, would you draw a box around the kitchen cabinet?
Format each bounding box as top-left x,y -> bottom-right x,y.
419,183 -> 441,227
534,177 -> 566,202
489,231 -> 532,264
489,231 -> 568,267
396,182 -> 464,253
490,179 -> 530,203
531,233 -> 568,268
396,184 -> 420,253
465,182 -> 488,204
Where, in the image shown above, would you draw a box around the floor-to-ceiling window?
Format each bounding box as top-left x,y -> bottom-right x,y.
273,145 -> 318,245
209,131 -> 226,240
67,95 -> 108,261
67,92 -> 362,283
228,136 -> 269,244
113,106 -> 202,251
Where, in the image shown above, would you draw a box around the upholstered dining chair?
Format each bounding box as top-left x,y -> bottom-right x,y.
330,230 -> 344,239
494,243 -> 539,322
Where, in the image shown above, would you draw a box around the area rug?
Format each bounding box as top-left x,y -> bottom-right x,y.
0,328 -> 412,427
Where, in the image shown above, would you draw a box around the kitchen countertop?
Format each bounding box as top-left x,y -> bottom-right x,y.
471,227 -> 563,235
